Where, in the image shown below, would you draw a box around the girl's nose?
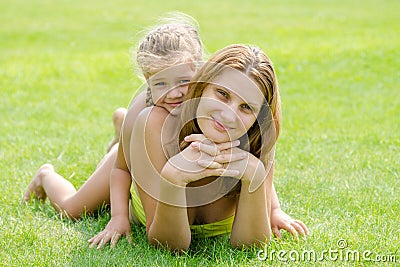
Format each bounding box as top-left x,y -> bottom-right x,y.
167,86 -> 186,99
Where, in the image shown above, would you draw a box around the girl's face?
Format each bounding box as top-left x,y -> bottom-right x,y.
148,62 -> 196,115
196,68 -> 264,143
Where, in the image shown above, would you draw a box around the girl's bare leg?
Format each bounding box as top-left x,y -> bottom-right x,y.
23,147 -> 118,219
107,107 -> 127,153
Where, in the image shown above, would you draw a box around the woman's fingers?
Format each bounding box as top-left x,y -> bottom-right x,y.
197,149 -> 247,169
98,231 -> 114,249
214,152 -> 247,163
197,153 -> 247,169
197,160 -> 222,169
185,134 -> 240,149
216,140 -> 240,151
206,168 -> 240,177
187,135 -> 240,157
192,141 -> 242,158
191,141 -> 218,156
184,134 -> 207,143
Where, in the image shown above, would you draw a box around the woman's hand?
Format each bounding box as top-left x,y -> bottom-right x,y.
88,215 -> 132,249
270,208 -> 309,239
161,135 -> 246,186
185,134 -> 264,184
184,134 -> 248,170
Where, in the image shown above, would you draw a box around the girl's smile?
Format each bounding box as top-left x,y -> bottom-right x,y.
148,62 -> 196,114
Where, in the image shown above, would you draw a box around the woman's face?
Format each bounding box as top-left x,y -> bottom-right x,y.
196,68 -> 264,143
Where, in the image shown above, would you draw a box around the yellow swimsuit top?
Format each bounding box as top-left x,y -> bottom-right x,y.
130,188 -> 234,238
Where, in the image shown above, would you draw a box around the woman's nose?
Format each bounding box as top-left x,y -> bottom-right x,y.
220,105 -> 237,123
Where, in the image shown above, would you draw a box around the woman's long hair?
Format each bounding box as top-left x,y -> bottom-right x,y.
177,44 -> 281,196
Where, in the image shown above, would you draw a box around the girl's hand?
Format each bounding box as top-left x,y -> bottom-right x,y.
88,215 -> 132,249
270,208 -> 309,239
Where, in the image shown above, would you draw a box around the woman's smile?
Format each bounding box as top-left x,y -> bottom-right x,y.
211,116 -> 234,132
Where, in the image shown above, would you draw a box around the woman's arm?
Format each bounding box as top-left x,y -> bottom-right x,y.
181,135 -> 309,242
131,108 -> 240,251
130,107 -> 192,251
229,155 -> 272,248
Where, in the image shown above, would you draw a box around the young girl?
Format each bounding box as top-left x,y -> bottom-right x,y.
23,12 -> 203,222
89,44 -> 308,251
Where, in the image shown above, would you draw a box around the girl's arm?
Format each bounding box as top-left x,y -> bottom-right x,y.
89,91 -> 148,249
88,132 -> 133,249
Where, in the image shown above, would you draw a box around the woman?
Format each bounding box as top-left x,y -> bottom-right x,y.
92,44 -> 307,251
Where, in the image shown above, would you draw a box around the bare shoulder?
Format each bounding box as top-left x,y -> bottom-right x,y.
135,106 -> 170,132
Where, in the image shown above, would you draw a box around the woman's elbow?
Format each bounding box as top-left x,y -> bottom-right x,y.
229,232 -> 271,249
147,234 -> 190,252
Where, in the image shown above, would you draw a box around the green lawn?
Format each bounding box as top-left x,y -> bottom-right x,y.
1,0 -> 399,266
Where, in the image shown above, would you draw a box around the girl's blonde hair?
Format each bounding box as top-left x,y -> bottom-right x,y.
134,12 -> 204,78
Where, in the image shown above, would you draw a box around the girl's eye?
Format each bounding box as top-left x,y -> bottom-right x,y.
178,79 -> 190,86
154,82 -> 166,86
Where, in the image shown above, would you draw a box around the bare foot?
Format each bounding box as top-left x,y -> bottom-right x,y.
107,107 -> 127,152
23,164 -> 54,202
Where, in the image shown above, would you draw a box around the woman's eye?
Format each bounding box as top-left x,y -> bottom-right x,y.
241,104 -> 253,112
216,89 -> 228,98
